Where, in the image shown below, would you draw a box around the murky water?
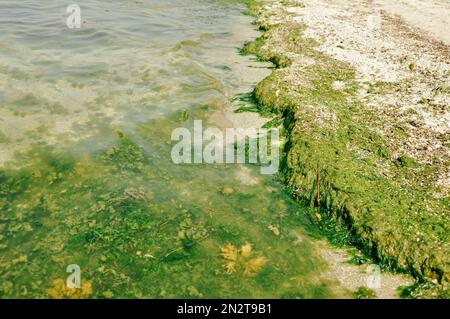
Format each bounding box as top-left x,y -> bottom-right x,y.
0,0 -> 337,298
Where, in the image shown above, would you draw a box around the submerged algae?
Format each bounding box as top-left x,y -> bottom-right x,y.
0,109 -> 338,298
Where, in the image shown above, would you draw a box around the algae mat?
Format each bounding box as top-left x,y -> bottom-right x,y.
242,0 -> 448,298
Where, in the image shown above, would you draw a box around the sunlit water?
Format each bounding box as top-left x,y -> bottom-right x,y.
0,0 -> 338,298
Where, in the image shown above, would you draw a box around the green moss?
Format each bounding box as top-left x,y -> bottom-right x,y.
0,131 -> 9,143
0,125 -> 336,298
245,1 -> 449,292
367,81 -> 400,94
400,281 -> 449,299
104,137 -> 146,171
241,37 -> 291,68
241,0 -> 262,16
396,155 -> 419,168
240,37 -> 266,56
353,287 -> 377,299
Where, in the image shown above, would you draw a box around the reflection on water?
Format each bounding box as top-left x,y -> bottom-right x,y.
0,0 -> 338,298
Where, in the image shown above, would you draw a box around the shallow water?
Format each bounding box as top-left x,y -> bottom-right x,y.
0,0 -> 337,298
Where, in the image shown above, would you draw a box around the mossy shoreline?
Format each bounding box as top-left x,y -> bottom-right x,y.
242,0 -> 448,298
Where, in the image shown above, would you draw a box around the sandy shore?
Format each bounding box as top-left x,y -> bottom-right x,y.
245,0 -> 449,297
375,0 -> 450,46
288,0 -> 450,192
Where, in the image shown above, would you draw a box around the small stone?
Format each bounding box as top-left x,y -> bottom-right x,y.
409,61 -> 417,72
332,81 -> 346,91
116,130 -> 125,138
240,243 -> 252,257
16,255 -> 28,263
222,187 -> 234,195
268,224 -> 280,236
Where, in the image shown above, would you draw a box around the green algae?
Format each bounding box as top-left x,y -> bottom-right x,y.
0,107 -> 339,298
401,280 -> 449,299
241,0 -> 449,296
0,131 -> 9,144
396,155 -> 419,168
0,13 -> 342,297
0,0 -> 351,299
353,287 -> 378,299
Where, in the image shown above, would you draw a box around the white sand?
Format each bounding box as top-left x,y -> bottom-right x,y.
375,0 -> 450,45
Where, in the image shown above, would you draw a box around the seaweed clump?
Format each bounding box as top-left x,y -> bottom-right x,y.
242,0 -> 449,293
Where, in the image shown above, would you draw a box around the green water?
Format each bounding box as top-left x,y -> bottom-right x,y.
0,0 -> 337,298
